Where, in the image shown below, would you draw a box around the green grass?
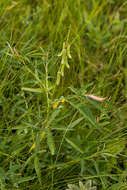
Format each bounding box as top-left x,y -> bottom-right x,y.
0,0 -> 127,189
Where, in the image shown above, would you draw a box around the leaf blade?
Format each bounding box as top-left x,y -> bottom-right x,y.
65,137 -> 84,154
46,129 -> 55,155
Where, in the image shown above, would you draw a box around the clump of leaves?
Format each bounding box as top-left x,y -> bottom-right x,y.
66,180 -> 97,190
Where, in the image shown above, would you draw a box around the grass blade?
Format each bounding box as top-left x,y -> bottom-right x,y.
34,156 -> 42,185
65,137 -> 84,154
21,87 -> 43,93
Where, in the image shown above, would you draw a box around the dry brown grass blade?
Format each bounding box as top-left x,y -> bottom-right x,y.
86,94 -> 107,102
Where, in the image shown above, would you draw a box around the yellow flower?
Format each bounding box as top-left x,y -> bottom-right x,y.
61,99 -> 66,103
53,102 -> 59,109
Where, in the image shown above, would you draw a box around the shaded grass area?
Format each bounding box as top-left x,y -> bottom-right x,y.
0,0 -> 127,189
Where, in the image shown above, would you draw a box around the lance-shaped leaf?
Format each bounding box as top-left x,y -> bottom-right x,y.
65,137 -> 84,154
46,129 -> 55,155
22,87 -> 43,93
69,101 -> 101,132
34,156 -> 42,185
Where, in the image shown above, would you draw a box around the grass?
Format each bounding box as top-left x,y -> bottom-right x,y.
0,0 -> 127,189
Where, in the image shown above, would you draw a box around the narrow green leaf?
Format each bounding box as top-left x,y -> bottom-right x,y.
69,101 -> 101,132
22,63 -> 45,88
34,156 -> 42,185
52,126 -> 74,131
46,129 -> 55,155
47,109 -> 61,127
86,98 -> 103,112
14,176 -> 36,185
112,76 -> 122,102
22,150 -> 46,172
80,106 -> 101,131
65,137 -> 84,154
35,133 -> 40,153
21,87 -> 43,93
68,86 -> 80,95
80,159 -> 85,175
22,153 -> 36,172
68,117 -> 84,129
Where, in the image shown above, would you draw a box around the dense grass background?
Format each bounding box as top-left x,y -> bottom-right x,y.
0,0 -> 127,189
